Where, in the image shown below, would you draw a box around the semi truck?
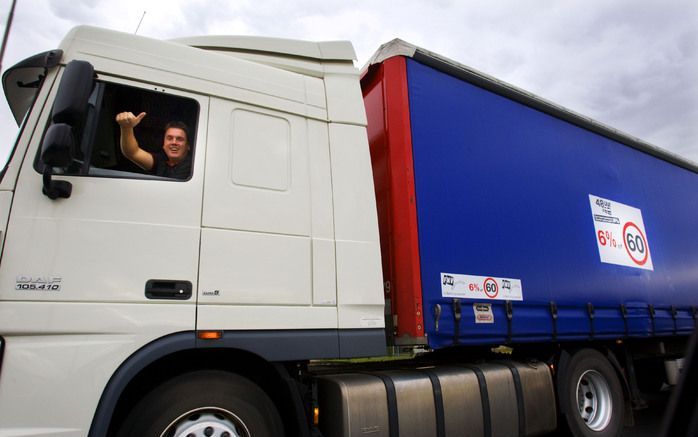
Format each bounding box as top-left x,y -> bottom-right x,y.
0,26 -> 696,437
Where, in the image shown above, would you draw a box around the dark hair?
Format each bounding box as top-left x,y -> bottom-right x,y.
164,121 -> 190,143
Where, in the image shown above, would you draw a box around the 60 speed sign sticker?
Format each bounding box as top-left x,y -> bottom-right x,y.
441,273 -> 523,301
589,194 -> 653,270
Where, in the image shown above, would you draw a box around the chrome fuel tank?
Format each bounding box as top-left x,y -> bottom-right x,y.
316,361 -> 556,437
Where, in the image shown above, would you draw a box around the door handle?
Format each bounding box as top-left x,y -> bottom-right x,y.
145,279 -> 192,300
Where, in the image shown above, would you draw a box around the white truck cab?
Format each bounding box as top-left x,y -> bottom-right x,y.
0,26 -> 384,436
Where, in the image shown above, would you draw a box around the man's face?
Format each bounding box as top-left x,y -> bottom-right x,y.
162,127 -> 189,162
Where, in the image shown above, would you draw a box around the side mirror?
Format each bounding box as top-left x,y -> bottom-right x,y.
41,123 -> 74,166
38,59 -> 94,200
51,60 -> 94,126
40,123 -> 74,199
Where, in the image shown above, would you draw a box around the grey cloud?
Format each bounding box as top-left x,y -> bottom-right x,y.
48,0 -> 99,22
451,0 -> 698,161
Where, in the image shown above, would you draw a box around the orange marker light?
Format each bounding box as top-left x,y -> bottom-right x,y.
314,407 -> 320,425
197,330 -> 223,340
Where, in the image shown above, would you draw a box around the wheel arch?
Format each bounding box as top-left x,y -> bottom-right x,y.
88,332 -> 307,437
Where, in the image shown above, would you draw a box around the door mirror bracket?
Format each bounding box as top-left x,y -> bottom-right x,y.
42,167 -> 72,199
40,123 -> 74,199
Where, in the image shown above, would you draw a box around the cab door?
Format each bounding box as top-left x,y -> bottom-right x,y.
0,71 -> 209,432
0,75 -> 207,322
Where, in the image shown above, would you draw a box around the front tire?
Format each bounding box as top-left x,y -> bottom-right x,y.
558,349 -> 624,437
116,370 -> 285,437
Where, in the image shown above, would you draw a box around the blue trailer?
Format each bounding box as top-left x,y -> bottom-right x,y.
363,39 -> 698,350
362,39 -> 697,436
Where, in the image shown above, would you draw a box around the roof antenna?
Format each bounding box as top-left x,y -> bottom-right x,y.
134,11 -> 146,35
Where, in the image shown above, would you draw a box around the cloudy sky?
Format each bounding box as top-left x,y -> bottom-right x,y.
0,0 -> 696,164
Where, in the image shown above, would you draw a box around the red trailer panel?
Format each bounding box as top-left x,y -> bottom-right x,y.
361,58 -> 424,343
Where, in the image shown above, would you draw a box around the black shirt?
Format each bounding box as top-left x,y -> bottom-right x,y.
150,152 -> 192,180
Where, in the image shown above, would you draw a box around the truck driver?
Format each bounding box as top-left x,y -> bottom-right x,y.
115,111 -> 192,179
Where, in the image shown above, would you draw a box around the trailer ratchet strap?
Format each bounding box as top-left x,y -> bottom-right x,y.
505,301 -> 513,344
549,301 -> 558,341
452,299 -> 462,345
671,306 -> 678,335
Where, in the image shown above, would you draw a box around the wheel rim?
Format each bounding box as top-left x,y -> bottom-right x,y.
576,369 -> 613,431
162,407 -> 250,437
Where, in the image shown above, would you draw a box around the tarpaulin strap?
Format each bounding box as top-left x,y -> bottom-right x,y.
549,301 -> 558,342
372,372 -> 399,437
422,369 -> 446,437
461,365 -> 492,437
452,299 -> 462,345
620,304 -> 629,337
505,301 -> 514,344
499,362 -> 526,437
648,305 -> 656,335
671,306 -> 678,335
587,303 -> 595,339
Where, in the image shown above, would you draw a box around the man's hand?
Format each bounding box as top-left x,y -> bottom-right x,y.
116,111 -> 154,171
115,111 -> 146,128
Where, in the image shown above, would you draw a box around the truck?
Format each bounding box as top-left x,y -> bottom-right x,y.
0,26 -> 696,437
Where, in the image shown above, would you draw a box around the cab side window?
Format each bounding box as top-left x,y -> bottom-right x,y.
37,81 -> 199,180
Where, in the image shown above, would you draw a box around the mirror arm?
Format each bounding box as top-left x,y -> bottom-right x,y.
42,167 -> 72,199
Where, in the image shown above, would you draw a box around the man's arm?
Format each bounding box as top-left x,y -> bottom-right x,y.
115,111 -> 155,171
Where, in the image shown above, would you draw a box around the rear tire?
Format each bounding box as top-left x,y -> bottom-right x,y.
116,370 -> 285,437
558,349 -> 624,437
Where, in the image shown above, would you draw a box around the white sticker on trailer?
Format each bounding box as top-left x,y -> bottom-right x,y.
589,194 -> 653,270
473,303 -> 494,323
441,273 -> 523,301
